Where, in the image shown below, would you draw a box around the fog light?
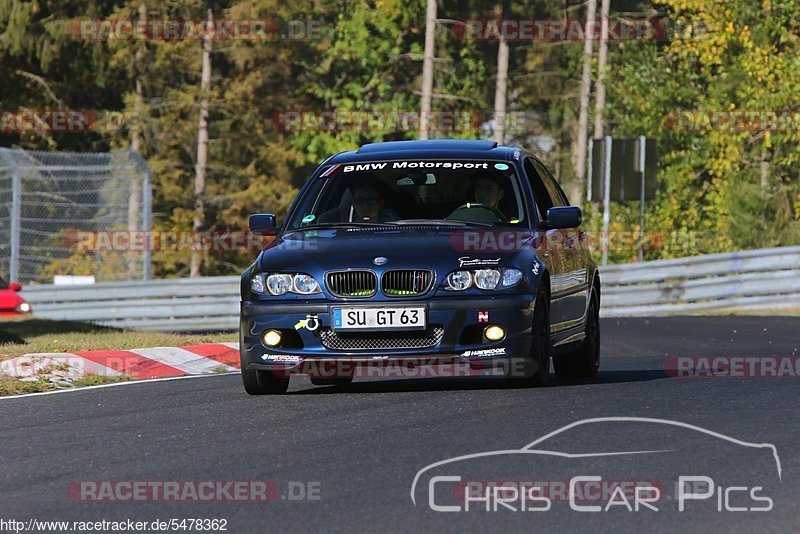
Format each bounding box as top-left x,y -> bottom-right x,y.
262,329 -> 282,347
484,325 -> 505,341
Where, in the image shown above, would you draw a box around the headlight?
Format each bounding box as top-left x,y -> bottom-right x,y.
474,269 -> 501,290
251,273 -> 267,294
252,272 -> 321,295
443,267 -> 523,291
446,270 -> 472,290
293,273 -> 320,294
15,302 -> 31,313
500,268 -> 523,288
266,274 -> 293,295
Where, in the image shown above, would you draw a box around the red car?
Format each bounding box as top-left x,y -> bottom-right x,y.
0,275 -> 31,317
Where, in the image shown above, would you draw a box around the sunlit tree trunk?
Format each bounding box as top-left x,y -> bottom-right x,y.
492,2 -> 509,144
419,0 -> 436,140
574,0 -> 598,201
593,0 -> 610,139
191,5 -> 213,278
128,1 -> 146,278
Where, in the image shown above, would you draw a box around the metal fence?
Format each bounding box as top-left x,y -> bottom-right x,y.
20,277 -> 239,332
0,148 -> 152,284
14,245 -> 800,332
601,245 -> 800,316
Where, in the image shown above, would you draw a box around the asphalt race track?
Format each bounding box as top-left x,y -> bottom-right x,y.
1,316 -> 798,533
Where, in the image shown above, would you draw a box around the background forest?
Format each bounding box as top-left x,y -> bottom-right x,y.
1,0 -> 798,277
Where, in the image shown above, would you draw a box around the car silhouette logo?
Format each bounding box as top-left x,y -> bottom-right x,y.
410,416 -> 783,506
373,256 -> 389,265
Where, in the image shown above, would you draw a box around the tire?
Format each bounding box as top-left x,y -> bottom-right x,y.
506,287 -> 550,387
240,323 -> 290,395
241,367 -> 290,395
553,290 -> 600,379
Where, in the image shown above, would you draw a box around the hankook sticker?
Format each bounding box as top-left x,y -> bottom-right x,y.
461,348 -> 507,358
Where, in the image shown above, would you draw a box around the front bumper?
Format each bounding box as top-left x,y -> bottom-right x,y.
240,295 -> 536,372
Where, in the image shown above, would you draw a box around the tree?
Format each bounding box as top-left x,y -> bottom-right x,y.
574,0 -> 598,197
606,0 -> 800,260
492,2 -> 510,144
419,0 -> 437,139
190,5 -> 213,278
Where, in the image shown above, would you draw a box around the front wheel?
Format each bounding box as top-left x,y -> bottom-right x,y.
505,288 -> 550,387
241,367 -> 290,395
240,323 -> 290,394
553,291 -> 600,379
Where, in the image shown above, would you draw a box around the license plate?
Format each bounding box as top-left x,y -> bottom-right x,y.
331,307 -> 426,331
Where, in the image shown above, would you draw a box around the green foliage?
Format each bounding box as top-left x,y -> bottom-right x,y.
3,0 -> 798,278
605,0 -> 800,259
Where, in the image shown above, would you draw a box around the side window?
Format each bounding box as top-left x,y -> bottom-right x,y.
532,160 -> 567,207
524,158 -> 553,222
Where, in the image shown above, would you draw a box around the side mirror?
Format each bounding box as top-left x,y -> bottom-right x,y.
545,206 -> 582,229
9,282 -> 21,292
249,214 -> 277,236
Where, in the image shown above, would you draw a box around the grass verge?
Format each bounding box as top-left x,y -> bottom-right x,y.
0,374 -> 134,396
0,318 -> 235,361
0,318 -> 236,396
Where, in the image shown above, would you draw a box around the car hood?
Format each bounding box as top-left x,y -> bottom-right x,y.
0,289 -> 23,311
258,227 -> 529,272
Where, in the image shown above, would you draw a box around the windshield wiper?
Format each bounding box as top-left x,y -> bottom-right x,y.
286,219 -> 500,233
285,222 -> 389,233
391,219 -> 495,228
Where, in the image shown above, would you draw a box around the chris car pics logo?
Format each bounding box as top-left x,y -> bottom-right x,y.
410,417 -> 781,513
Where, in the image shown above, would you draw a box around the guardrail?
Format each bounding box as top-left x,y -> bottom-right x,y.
20,277 -> 240,332
16,245 -> 800,331
600,245 -> 800,317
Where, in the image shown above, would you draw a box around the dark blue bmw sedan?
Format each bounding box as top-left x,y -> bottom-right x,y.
240,140 -> 600,394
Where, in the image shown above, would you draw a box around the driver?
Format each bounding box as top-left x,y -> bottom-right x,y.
473,176 -> 505,210
446,175 -> 507,223
350,176 -> 400,223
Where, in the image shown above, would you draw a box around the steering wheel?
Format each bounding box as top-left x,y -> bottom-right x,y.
446,202 -> 507,224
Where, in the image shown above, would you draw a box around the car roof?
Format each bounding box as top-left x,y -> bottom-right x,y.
327,139 -> 522,165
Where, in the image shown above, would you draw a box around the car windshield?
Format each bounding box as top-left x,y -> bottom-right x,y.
286,160 -> 528,230
0,276 -> 7,289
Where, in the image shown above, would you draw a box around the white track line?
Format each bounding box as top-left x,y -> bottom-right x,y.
0,372 -> 239,401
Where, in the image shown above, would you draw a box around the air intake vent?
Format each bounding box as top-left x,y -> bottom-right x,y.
382,270 -> 434,297
326,271 -> 377,298
319,327 -> 445,351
